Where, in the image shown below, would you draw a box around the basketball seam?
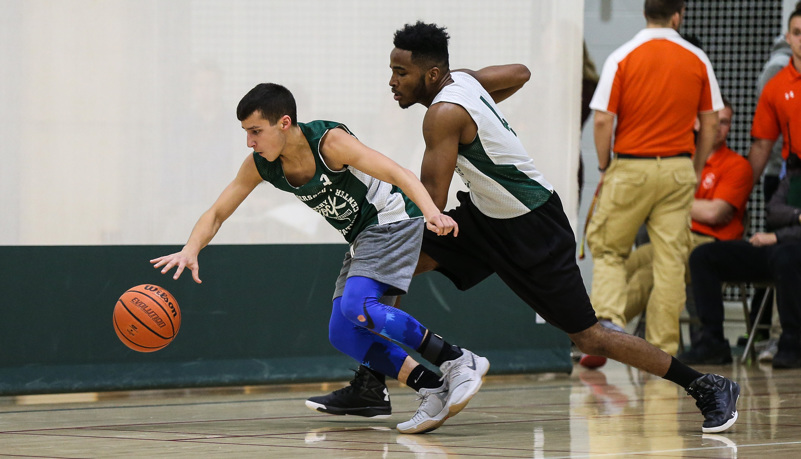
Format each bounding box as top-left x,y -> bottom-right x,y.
117,297 -> 175,340
112,309 -> 168,351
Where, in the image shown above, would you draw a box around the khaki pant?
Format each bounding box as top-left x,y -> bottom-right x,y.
587,157 -> 696,355
620,233 -> 715,345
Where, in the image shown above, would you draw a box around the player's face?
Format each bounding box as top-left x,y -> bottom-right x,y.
241,112 -> 286,161
389,48 -> 429,108
787,17 -> 801,62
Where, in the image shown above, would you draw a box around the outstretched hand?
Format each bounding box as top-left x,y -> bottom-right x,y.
425,213 -> 459,237
150,251 -> 202,283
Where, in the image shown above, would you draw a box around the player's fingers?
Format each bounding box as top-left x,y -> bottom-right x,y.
151,257 -> 167,268
191,266 -> 202,284
160,259 -> 176,274
173,263 -> 187,280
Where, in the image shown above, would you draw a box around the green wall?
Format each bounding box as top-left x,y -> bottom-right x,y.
0,244 -> 571,395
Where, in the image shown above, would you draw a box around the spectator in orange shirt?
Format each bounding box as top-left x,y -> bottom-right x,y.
679,2 -> 801,369
610,99 -> 752,350
583,0 -> 722,365
747,2 -> 801,182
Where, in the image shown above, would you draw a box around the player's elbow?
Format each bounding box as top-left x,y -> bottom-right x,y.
516,64 -> 531,82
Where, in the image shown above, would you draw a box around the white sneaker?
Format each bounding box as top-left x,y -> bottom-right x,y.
396,384 -> 450,434
439,348 -> 490,417
758,339 -> 779,362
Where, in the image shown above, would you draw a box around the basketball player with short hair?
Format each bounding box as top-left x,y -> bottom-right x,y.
151,82 -> 488,434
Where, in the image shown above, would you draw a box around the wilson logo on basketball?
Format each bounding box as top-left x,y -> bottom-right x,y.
144,284 -> 179,318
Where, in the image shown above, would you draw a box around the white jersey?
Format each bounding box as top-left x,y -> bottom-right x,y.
431,72 -> 553,218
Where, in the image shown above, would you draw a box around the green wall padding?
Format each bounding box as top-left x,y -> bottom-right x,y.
0,244 -> 571,395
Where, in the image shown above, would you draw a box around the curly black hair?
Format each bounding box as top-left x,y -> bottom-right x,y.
393,21 -> 450,71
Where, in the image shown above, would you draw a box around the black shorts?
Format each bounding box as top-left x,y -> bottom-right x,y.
422,191 -> 598,334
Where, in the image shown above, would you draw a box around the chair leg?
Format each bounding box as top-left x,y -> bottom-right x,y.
740,283 -> 752,333
741,287 -> 774,364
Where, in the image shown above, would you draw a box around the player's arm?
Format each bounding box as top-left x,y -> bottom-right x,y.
453,64 -> 531,103
419,103 -> 465,210
747,138 -> 776,184
321,128 -> 457,236
691,199 -> 736,226
150,155 -> 263,283
695,111 -> 719,178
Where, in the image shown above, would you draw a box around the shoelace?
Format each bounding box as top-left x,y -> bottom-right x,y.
692,389 -> 717,414
440,358 -> 463,382
330,369 -> 368,395
410,390 -> 443,418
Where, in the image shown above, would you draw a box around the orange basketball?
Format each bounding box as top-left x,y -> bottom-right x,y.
113,284 -> 181,352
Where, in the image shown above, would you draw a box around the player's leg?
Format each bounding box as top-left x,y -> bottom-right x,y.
308,294 -> 444,422
488,192 -> 739,433
338,275 -> 489,433
307,219 -> 488,433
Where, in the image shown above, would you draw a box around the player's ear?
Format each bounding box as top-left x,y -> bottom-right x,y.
279,115 -> 292,130
428,67 -> 440,83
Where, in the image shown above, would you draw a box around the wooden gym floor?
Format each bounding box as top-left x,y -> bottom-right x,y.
1,358 -> 800,458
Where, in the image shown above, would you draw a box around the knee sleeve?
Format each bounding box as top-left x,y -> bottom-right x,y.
340,276 -> 427,350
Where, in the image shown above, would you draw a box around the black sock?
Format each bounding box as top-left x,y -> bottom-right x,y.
416,332 -> 464,366
662,357 -> 704,389
406,364 -> 442,392
363,365 -> 385,384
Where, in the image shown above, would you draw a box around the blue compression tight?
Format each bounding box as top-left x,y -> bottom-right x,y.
328,276 -> 428,379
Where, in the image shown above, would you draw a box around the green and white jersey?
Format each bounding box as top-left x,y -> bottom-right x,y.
432,72 -> 554,218
252,120 -> 423,243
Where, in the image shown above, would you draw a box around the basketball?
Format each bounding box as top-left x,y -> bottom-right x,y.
113,284 -> 181,352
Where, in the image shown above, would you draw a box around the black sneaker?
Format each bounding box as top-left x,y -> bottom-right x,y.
772,349 -> 801,369
305,366 -> 391,418
686,374 -> 740,433
677,341 -> 733,365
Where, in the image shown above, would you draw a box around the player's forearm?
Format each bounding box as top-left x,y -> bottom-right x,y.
456,65 -> 531,102
182,210 -> 223,255
397,168 -> 445,218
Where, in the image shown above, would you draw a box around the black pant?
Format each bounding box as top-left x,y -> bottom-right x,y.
690,239 -> 801,346
749,175 -> 781,328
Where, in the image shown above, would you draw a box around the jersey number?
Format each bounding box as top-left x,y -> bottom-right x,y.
480,95 -> 517,136
320,174 -> 332,186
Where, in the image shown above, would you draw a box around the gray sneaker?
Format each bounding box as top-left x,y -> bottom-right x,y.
396,384 -> 450,434
440,349 -> 490,417
758,339 -> 779,362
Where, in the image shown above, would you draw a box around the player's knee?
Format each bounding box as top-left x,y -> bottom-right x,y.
339,293 -> 381,329
570,325 -> 610,356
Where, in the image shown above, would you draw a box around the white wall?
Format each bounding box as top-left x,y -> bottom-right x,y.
0,0 -> 584,245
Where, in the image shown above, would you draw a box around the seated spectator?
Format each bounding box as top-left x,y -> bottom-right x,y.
679,166 -> 801,368
588,99 -> 752,357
